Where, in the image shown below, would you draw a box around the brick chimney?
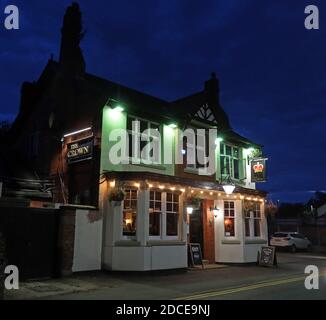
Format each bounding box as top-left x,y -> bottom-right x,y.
59,2 -> 86,76
204,72 -> 220,106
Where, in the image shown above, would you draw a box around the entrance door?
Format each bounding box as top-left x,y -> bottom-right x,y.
189,202 -> 204,253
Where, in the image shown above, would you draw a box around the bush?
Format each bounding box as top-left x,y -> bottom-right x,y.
108,188 -> 125,202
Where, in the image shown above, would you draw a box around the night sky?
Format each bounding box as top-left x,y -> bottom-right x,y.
0,0 -> 325,203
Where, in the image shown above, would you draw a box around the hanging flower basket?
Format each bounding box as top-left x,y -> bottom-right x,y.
109,188 -> 125,205
186,196 -> 201,209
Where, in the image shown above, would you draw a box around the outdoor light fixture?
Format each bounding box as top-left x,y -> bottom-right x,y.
215,136 -> 223,145
222,175 -> 235,195
187,206 -> 194,214
63,127 -> 92,138
114,105 -> 124,112
168,123 -> 178,129
210,206 -> 220,218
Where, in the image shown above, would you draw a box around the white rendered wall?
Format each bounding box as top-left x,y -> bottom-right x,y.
214,199 -> 268,263
72,209 -> 103,272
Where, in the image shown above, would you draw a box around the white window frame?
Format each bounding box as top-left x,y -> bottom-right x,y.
224,201 -> 236,238
244,202 -> 262,238
220,143 -> 241,180
149,190 -> 180,240
121,188 -> 138,240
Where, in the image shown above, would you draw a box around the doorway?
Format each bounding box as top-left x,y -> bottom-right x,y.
189,201 -> 204,253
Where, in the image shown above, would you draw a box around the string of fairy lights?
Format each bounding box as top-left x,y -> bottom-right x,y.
108,180 -> 265,203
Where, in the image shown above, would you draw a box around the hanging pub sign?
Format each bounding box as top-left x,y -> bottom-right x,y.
67,137 -> 93,164
251,158 -> 267,183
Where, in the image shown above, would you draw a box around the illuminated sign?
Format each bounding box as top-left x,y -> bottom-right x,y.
251,158 -> 267,183
67,137 -> 93,164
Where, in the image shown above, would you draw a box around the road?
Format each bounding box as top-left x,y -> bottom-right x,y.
6,252 -> 325,300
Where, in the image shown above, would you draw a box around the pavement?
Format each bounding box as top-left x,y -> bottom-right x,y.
4,252 -> 326,300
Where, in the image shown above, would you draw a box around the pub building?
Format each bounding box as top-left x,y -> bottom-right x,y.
7,3 -> 268,273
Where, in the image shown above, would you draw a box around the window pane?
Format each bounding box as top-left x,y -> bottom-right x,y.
226,145 -> 232,156
127,116 -> 133,131
149,212 -> 161,236
254,219 -> 261,237
173,203 -> 178,212
220,143 -> 225,154
224,218 -> 235,237
140,120 -> 148,133
166,213 -> 178,236
166,202 -> 172,212
167,193 -> 172,202
233,147 -> 239,158
233,159 -> 239,179
245,218 -> 250,237
123,210 -> 136,236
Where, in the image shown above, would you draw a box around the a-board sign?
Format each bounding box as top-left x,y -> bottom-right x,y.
258,246 -> 277,267
188,243 -> 204,268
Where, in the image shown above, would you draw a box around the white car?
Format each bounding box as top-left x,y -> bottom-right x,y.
270,232 -> 312,253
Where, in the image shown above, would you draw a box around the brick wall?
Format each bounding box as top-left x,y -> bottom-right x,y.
58,208 -> 76,276
203,199 -> 215,263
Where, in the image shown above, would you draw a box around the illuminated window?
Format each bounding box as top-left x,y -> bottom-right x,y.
149,191 -> 180,239
220,143 -> 241,180
244,202 -> 261,238
224,201 -> 235,237
149,191 -> 162,236
123,189 -> 138,237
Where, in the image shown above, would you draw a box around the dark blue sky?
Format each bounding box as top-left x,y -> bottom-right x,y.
1,0 -> 325,203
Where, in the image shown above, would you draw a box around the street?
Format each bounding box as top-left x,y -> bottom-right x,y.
5,252 -> 326,300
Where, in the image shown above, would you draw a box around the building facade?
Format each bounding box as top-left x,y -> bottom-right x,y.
7,3 -> 268,273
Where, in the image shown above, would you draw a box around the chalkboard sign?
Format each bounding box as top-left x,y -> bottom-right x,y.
188,243 -> 204,268
258,246 -> 277,267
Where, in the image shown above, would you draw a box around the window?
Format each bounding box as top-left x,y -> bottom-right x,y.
127,115 -> 161,163
220,143 -> 241,179
149,191 -> 180,239
245,211 -> 251,237
224,201 -> 235,237
253,203 -> 261,237
123,189 -> 138,237
244,202 -> 262,238
166,192 -> 179,236
149,191 -> 162,236
184,128 -> 209,169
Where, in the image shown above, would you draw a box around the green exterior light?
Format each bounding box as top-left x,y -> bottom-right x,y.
215,136 -> 223,145
168,123 -> 177,129
114,105 -> 124,112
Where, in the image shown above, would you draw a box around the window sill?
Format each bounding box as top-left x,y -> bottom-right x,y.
221,239 -> 241,245
184,167 -> 211,176
147,240 -> 186,246
115,240 -> 141,247
244,239 -> 267,245
129,161 -> 167,171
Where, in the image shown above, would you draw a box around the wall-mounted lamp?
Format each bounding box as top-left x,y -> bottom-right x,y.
186,206 -> 194,214
210,206 -> 220,218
